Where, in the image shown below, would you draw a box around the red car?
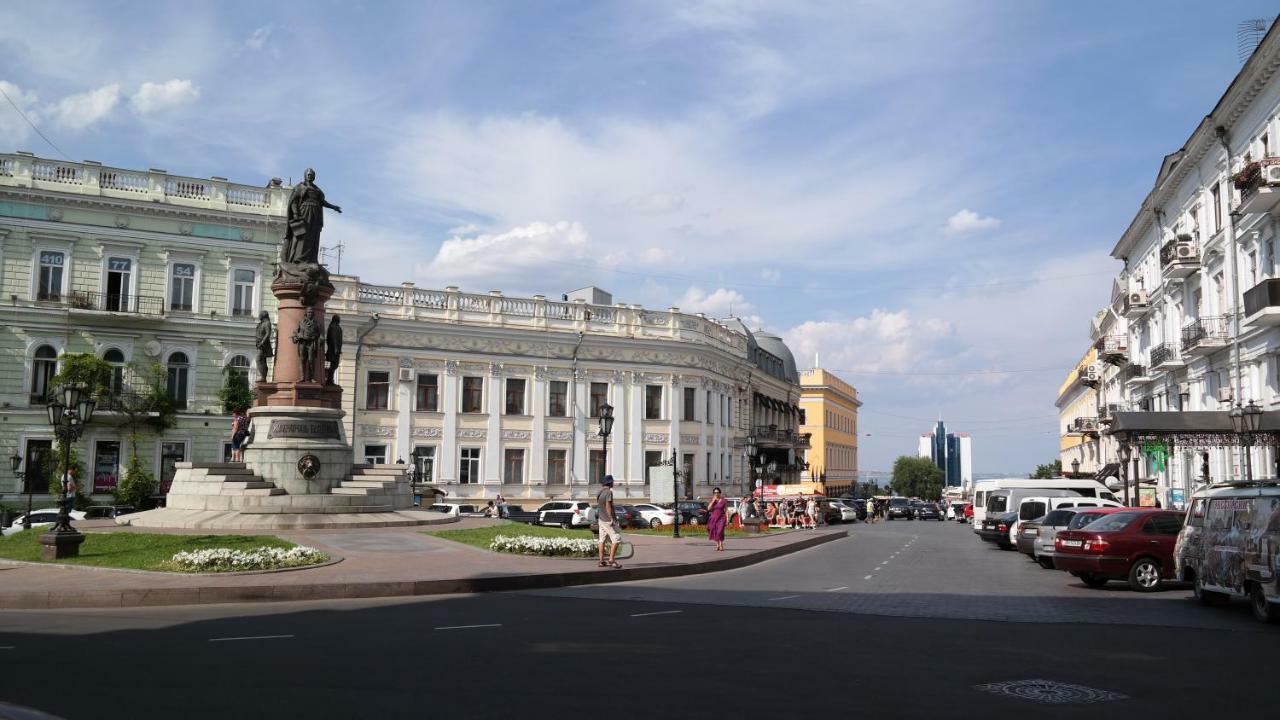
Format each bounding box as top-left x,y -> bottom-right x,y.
963,503 -> 974,522
1054,509 -> 1185,592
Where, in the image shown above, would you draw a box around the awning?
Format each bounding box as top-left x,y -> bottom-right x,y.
1094,463 -> 1120,481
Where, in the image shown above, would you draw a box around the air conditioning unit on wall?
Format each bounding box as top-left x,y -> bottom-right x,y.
1129,290 -> 1149,306
1175,241 -> 1198,259
398,367 -> 415,382
1216,386 -> 1234,404
1085,364 -> 1099,382
1265,162 -> 1280,185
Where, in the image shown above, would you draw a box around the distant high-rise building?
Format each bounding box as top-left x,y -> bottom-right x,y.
918,419 -> 971,490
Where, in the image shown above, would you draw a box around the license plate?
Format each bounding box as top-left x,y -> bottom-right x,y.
1022,529 -> 1036,536
1061,539 -> 1082,547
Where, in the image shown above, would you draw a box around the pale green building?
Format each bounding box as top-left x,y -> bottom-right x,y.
0,151 -> 286,505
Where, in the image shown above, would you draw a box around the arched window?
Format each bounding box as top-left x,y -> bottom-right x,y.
103,349 -> 126,396
167,352 -> 190,410
228,354 -> 251,382
31,345 -> 58,403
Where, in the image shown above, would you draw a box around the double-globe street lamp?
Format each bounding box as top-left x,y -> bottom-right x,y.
1229,400 -> 1263,483
42,383 -> 95,559
9,452 -> 32,531
598,402 -> 614,486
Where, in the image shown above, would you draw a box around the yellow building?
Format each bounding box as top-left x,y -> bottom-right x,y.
799,366 -> 862,496
1057,347 -> 1100,475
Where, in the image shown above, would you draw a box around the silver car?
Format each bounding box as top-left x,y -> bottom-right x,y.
1033,507 -> 1114,569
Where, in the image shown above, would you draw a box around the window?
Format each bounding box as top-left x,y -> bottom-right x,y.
505,378 -> 526,415
705,453 -> 712,482
363,445 -> 387,464
645,385 -> 663,420
1212,183 -> 1222,233
590,449 -> 606,484
166,352 -> 190,410
93,440 -> 121,493
589,382 -> 608,418
547,449 -> 567,484
103,349 -> 126,396
104,257 -> 132,311
412,446 -> 435,482
682,453 -> 694,484
416,374 -> 439,412
31,345 -> 58,402
159,441 -> 186,494
1143,513 -> 1183,535
22,439 -> 52,495
366,371 -> 390,410
462,377 -> 484,413
706,391 -> 712,423
170,263 -> 196,311
231,269 -> 256,316
459,447 -> 481,484
548,380 -> 568,417
227,355 -> 250,383
683,387 -> 697,421
644,450 -> 663,484
37,251 -> 65,301
504,448 -> 525,484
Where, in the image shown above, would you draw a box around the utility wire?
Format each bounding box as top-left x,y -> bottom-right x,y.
0,83 -> 70,161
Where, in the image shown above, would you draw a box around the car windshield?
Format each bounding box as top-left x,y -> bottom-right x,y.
1043,510 -> 1076,526
1084,512 -> 1140,533
988,495 -> 1008,513
890,498 -> 909,507
1067,512 -> 1107,530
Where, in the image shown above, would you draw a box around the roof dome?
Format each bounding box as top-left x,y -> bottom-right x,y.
721,317 -> 758,354
754,331 -> 800,384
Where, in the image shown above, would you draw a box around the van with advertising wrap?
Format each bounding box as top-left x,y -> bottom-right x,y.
1175,483 -> 1280,623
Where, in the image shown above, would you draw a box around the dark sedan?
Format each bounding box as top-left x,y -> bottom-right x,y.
978,511 -> 1018,549
916,503 -> 943,521
1015,517 -> 1044,557
613,505 -> 646,529
676,501 -> 709,525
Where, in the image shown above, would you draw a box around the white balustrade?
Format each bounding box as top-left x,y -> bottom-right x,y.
100,169 -> 148,193
227,186 -> 269,207
165,178 -> 209,199
501,298 -> 534,316
33,162 -> 82,185
358,285 -> 404,305
412,289 -> 447,309
545,302 -> 574,320
458,293 -> 490,312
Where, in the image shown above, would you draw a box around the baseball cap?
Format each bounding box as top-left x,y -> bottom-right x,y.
602,475 -> 614,486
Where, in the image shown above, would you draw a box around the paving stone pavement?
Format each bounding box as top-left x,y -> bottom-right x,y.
537,518 -> 1266,630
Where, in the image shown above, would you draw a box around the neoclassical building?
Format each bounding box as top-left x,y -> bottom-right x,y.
326,281 -> 807,502
0,151 -> 285,501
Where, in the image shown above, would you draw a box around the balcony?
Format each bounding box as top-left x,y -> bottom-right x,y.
1095,334 -> 1129,365
1243,278 -> 1280,327
1181,316 -> 1231,357
1122,363 -> 1151,388
66,291 -> 164,315
1149,342 -> 1183,369
1078,362 -> 1100,388
750,426 -> 812,449
1160,236 -> 1200,280
1121,291 -> 1150,318
1234,158 -> 1280,215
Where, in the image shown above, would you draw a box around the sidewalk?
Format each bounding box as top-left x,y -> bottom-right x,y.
0,520 -> 845,609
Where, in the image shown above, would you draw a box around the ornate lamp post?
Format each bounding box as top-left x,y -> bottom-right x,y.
598,402 -> 614,486
43,383 -> 95,559
1071,458 -> 1080,478
10,453 -> 29,530
1230,400 -> 1263,483
745,436 -> 759,496
658,448 -> 684,538
1118,441 -> 1132,506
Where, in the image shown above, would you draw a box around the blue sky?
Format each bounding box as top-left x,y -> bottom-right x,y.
2,1 -> 1277,474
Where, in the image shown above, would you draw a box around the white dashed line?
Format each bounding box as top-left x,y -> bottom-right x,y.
863,575 -> 873,580
630,610 -> 683,618
875,566 -> 884,571
768,595 -> 800,601
208,634 -> 294,643
0,646 -> 14,650
434,624 -> 503,631
825,586 -> 849,592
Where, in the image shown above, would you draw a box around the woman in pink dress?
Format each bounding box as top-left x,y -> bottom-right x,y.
706,487 -> 728,551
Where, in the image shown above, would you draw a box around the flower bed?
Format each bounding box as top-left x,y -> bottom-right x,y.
167,546 -> 329,573
489,534 -> 597,557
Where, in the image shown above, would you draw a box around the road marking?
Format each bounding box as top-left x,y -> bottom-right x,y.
208,634 -> 294,643
875,565 -> 883,571
825,586 -> 849,592
768,595 -> 800,601
863,575 -> 873,580
630,610 -> 683,618
0,646 -> 14,650
434,624 -> 503,631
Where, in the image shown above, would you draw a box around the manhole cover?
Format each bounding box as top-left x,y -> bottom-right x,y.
974,679 -> 1127,705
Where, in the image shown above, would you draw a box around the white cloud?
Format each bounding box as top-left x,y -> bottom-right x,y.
784,310 -> 955,375
944,208 -> 1001,235
675,286 -> 753,318
48,84 -> 120,129
131,79 -> 200,114
419,220 -> 592,292
446,223 -> 482,236
0,81 -> 40,145
246,26 -> 273,51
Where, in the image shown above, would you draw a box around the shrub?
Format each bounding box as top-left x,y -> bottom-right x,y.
115,442 -> 158,509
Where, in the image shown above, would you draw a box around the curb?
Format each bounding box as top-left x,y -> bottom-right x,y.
0,530 -> 846,610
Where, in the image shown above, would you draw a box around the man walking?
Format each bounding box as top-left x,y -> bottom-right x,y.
596,475 -> 623,569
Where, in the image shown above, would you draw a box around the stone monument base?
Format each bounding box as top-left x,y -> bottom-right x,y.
254,381 -> 343,409
243,405 -> 351,495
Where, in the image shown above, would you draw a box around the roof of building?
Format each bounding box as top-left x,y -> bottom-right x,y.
754,330 -> 799,383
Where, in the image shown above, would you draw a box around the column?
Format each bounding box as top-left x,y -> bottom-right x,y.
486,367 -> 502,483
629,374 -> 644,487
609,379 -> 624,483
441,360 -> 458,482
573,374 -> 588,485
669,377 -> 682,492
395,369 -> 412,461
531,373 -> 546,484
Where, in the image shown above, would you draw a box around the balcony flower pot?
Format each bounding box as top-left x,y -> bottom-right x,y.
1233,161 -> 1262,191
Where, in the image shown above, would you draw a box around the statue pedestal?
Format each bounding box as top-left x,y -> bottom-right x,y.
258,271 -> 342,410
244,405 -> 351,495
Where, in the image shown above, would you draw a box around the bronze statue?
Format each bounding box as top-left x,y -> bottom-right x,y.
292,307 -> 321,383
282,168 -> 341,267
325,315 -> 343,385
255,311 -> 273,381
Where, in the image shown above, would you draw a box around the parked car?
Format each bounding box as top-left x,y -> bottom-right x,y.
631,503 -> 678,528
82,505 -> 136,520
917,503 -> 943,521
978,511 -> 1018,549
1054,509 -> 1185,591
676,501 -> 709,526
612,505 -> 647,529
1015,517 -> 1044,557
826,500 -> 860,523
1029,505 -> 1132,569
946,502 -> 965,520
427,503 -> 479,518
886,497 -> 915,520
536,501 -> 592,528
1,509 -> 87,536
1176,484 -> 1280,623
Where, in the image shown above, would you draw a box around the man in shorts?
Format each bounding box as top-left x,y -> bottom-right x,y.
596,475 -> 623,568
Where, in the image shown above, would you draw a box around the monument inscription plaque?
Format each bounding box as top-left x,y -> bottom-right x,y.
268,419 -> 341,440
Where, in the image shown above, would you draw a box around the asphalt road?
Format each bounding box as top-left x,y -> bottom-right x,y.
0,519 -> 1273,719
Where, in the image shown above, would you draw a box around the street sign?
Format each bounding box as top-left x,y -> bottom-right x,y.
649,466 -> 675,503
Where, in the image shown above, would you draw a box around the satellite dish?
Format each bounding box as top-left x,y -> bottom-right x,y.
144,341 -> 162,358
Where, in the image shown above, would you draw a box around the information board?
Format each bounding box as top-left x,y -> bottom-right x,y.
649,466 -> 675,504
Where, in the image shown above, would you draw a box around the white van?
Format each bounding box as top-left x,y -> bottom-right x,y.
1175,483 -> 1280,623
973,478 -> 1119,534
1014,495 -> 1123,552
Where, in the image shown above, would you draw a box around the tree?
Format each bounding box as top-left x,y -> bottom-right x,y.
1031,460 -> 1063,479
218,364 -> 254,415
891,456 -> 945,500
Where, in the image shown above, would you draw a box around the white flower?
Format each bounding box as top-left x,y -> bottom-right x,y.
489,534 -> 596,557
169,545 -> 327,572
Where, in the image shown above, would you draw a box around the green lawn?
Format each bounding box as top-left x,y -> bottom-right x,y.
0,530 -> 299,572
425,521 -> 783,551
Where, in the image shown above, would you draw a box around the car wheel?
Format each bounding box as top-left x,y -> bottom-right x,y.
1193,575 -> 1226,606
1080,573 -> 1109,588
1250,583 -> 1277,623
1037,557 -> 1054,570
688,517 -> 700,526
649,518 -> 661,529
1127,558 -> 1162,592
560,521 -> 572,530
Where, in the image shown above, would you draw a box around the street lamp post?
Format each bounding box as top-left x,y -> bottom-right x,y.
42,383 -> 95,559
1118,441 -> 1132,506
1229,400 -> 1263,483
10,453 -> 30,530
1071,458 -> 1080,478
598,402 -> 614,488
745,436 -> 758,498
658,448 -> 683,538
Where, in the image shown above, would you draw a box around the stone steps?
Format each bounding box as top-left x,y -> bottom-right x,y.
339,480 -> 399,490
222,481 -> 277,490
240,503 -> 395,515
